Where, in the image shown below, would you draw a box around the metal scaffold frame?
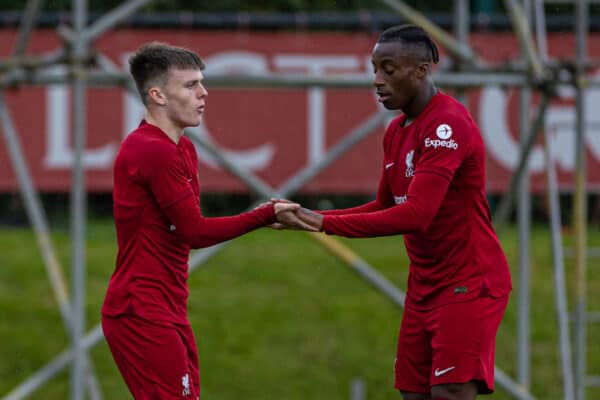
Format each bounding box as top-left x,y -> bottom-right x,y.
0,0 -> 594,399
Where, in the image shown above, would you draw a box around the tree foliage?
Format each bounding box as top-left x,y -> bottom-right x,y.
0,1 -> 595,19
1,1 -> 472,13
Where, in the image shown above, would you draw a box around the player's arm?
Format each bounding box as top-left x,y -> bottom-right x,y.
270,170 -> 393,231
315,164 -> 395,216
319,176 -> 393,216
161,195 -> 279,248
299,170 -> 451,236
144,146 -> 308,248
303,114 -> 472,236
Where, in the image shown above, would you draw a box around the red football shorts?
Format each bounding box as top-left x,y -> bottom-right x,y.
394,295 -> 509,394
102,314 -> 200,399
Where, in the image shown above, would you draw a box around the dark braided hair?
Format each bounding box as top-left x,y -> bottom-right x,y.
377,25 -> 439,64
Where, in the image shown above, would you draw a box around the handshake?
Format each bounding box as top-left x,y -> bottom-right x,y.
259,198 -> 324,232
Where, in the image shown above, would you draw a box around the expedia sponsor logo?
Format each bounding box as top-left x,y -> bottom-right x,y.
436,123 -> 453,139
425,137 -> 458,150
394,195 -> 407,204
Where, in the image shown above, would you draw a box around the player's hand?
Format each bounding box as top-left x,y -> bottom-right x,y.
274,202 -> 319,232
254,197 -> 293,213
270,197 -> 294,204
254,201 -> 272,210
296,208 -> 323,232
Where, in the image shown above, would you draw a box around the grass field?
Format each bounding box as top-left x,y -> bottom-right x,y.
0,218 -> 599,399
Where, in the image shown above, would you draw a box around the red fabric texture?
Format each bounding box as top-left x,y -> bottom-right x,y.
102,121 -> 276,324
102,314 -> 200,399
322,92 -> 512,310
394,296 -> 509,394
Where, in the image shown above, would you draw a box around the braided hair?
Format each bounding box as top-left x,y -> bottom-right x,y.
377,25 -> 439,64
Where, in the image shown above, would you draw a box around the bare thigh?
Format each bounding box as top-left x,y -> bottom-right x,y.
431,381 -> 478,400
401,391 -> 430,400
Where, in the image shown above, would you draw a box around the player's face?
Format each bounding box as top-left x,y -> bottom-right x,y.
162,68 -> 208,129
371,41 -> 424,111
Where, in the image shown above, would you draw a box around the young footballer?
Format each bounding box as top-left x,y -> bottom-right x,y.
283,25 -> 512,400
101,42 -> 311,399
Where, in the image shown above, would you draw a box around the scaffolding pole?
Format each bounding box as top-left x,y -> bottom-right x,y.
517,75 -> 533,391
543,120 -> 576,400
69,0 -> 88,397
0,94 -> 102,400
12,0 -> 42,56
504,0 -> 546,80
452,0 -> 469,105
573,1 -> 589,399
2,326 -> 104,400
0,3 -> 595,400
516,0 -> 533,389
493,93 -> 552,229
378,0 -> 477,65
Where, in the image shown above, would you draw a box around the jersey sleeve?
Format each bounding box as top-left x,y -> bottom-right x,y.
414,113 -> 473,182
319,169 -> 395,216
319,117 -> 401,217
163,196 -> 276,249
322,171 -> 450,237
141,142 -> 276,249
143,143 -> 195,209
321,112 -> 473,237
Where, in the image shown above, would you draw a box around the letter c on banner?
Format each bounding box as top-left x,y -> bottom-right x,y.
479,87 -> 545,172
191,51 -> 274,170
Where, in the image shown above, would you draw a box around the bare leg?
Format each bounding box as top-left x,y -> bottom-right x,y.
431,381 -> 478,400
401,391 -> 431,400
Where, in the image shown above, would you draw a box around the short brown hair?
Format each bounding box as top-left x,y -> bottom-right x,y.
129,42 -> 205,105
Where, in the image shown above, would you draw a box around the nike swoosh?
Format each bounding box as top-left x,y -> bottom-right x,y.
385,162 -> 395,170
434,366 -> 455,377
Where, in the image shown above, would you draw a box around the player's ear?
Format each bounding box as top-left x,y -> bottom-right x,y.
415,62 -> 429,79
148,86 -> 166,106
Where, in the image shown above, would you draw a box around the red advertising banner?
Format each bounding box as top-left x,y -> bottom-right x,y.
0,29 -> 599,194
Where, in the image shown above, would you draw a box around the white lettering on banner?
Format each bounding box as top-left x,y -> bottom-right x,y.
44,49 -> 600,178
480,73 -> 600,172
44,66 -> 117,169
425,137 -> 459,150
274,55 -> 360,165
123,51 -> 275,172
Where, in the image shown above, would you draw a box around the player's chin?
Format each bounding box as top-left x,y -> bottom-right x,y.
187,115 -> 203,127
381,98 -> 402,110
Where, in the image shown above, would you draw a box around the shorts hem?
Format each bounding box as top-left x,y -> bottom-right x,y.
394,383 -> 429,394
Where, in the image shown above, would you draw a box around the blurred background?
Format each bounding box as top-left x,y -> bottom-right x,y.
0,1 -> 599,399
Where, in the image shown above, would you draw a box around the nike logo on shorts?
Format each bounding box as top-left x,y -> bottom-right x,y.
434,366 -> 455,377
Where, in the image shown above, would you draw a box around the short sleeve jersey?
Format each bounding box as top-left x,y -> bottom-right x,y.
102,121 -> 203,324
386,92 -> 511,309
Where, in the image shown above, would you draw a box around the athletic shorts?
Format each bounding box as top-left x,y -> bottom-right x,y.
102,314 -> 200,399
394,295 -> 509,394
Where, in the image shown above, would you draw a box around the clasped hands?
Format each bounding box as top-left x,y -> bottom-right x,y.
259,198 -> 324,232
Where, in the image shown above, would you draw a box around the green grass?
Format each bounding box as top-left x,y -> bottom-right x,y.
0,219 -> 599,399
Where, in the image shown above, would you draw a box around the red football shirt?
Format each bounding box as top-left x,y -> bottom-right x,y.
102,121 -> 276,324
322,92 -> 512,309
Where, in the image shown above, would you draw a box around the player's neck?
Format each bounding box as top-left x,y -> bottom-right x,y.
145,111 -> 184,144
404,81 -> 437,121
